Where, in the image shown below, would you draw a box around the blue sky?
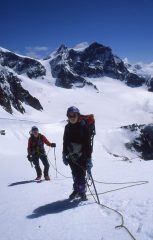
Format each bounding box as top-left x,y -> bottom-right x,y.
0,0 -> 153,63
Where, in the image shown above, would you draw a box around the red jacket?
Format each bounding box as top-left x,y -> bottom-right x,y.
28,133 -> 51,155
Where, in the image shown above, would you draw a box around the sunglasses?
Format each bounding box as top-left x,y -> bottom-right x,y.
32,130 -> 38,133
68,113 -> 78,119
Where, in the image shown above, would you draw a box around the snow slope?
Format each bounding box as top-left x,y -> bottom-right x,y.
0,77 -> 153,240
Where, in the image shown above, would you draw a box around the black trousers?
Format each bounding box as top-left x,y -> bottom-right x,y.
32,154 -> 50,177
69,157 -> 86,193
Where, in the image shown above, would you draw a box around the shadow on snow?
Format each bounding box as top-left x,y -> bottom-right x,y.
8,180 -> 42,186
27,198 -> 91,219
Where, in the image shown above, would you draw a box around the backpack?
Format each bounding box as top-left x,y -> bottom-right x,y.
79,114 -> 96,153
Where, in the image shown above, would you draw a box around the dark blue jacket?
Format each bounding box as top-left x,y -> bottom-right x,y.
63,120 -> 92,160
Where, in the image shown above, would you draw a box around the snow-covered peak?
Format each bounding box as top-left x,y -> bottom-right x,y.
123,57 -> 129,64
114,55 -> 122,64
47,42 -> 89,60
72,42 -> 89,51
0,47 -> 10,53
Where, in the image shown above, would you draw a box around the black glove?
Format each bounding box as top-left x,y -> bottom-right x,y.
27,154 -> 32,162
63,153 -> 69,166
50,143 -> 56,148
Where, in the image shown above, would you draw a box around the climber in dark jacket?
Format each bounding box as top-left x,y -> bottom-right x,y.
63,106 -> 93,200
27,126 -> 56,181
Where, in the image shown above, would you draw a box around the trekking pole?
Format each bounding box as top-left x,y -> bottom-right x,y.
30,161 -> 33,168
89,171 -> 100,204
54,147 -> 58,178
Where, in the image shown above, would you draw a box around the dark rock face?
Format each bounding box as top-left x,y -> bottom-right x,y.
0,50 -> 46,78
121,123 -> 145,131
50,42 -> 146,89
123,124 -> 153,160
125,73 -> 145,87
147,77 -> 153,92
0,69 -> 43,114
0,49 -> 45,114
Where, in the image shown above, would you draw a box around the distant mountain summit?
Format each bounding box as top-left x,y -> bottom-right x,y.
49,42 -> 145,88
0,42 -> 152,114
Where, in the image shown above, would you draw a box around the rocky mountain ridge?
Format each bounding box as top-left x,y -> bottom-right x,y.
0,42 -> 152,114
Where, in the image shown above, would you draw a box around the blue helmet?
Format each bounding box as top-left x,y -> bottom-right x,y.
67,106 -> 80,116
31,126 -> 39,132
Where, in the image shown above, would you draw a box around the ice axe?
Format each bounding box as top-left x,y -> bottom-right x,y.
88,171 -> 100,204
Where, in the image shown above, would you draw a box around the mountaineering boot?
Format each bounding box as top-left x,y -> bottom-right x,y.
69,190 -> 78,200
35,176 -> 42,181
44,176 -> 50,181
79,192 -> 88,201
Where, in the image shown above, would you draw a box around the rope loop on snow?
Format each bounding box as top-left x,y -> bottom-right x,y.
48,148 -> 148,240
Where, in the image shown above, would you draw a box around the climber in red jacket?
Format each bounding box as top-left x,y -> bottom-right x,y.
27,126 -> 56,181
